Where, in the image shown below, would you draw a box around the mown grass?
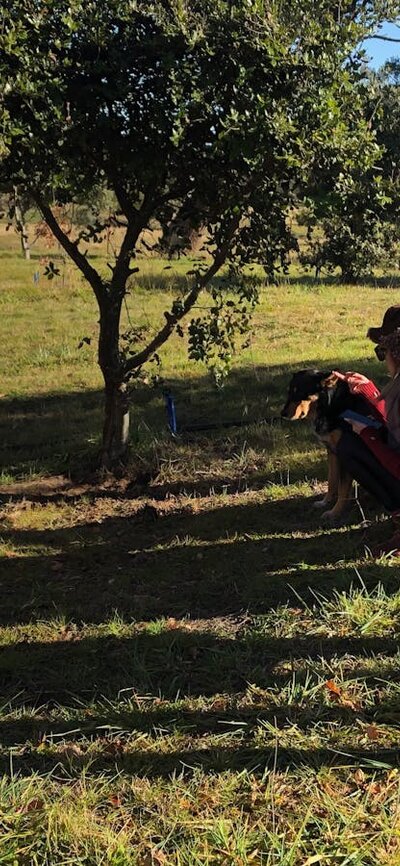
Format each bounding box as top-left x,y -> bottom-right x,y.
2,223 -> 400,863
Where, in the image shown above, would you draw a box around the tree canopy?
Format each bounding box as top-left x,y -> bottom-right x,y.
299,54 -> 400,281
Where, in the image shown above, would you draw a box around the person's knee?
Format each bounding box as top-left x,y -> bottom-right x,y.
335,429 -> 356,459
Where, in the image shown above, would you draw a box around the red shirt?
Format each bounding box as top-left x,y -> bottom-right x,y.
354,380 -> 400,480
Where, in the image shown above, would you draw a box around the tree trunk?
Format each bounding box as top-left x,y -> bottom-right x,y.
102,379 -> 130,465
98,297 -> 130,466
20,232 -> 31,260
341,269 -> 357,284
13,188 -> 31,260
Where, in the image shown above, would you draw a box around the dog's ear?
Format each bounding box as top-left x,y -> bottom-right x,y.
308,370 -> 335,390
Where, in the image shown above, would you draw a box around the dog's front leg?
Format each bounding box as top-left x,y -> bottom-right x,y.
321,470 -> 353,524
313,449 -> 339,509
317,429 -> 354,524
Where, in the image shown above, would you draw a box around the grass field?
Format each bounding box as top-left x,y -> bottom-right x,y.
2,223 -> 400,864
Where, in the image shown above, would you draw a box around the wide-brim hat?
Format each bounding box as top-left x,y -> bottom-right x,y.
367,306 -> 400,343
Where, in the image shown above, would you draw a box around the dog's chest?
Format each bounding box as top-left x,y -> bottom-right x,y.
314,384 -> 371,436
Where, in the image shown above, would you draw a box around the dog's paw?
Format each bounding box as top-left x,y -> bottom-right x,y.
312,497 -> 334,510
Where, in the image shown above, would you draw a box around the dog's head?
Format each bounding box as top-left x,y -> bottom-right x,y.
281,369 -> 334,420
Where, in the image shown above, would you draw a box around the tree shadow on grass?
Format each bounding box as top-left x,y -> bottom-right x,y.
0,626 -> 399,776
2,739 -> 400,777
0,493 -> 394,625
0,629 -> 399,703
0,356 -> 388,483
132,268 -> 400,292
283,273 -> 400,290
0,489 -> 398,776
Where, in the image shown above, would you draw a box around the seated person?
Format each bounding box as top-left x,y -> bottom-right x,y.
333,305 -> 400,555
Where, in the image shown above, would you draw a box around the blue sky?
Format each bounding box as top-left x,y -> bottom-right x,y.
363,20 -> 400,68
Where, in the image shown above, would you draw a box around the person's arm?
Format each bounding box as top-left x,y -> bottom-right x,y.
333,371 -> 387,420
350,380 -> 386,420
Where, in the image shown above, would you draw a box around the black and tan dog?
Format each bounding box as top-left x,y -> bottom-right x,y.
281,369 -> 371,522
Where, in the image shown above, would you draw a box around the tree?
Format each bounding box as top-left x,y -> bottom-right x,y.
370,59 -> 400,212
1,0 -> 397,464
299,55 -> 400,282
299,169 -> 398,282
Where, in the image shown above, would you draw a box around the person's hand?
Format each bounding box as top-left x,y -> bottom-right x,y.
332,370 -> 370,394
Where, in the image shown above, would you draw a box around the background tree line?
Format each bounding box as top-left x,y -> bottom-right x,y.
299,59 -> 400,282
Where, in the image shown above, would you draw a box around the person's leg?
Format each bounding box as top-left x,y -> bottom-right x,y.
336,430 -> 400,512
336,429 -> 400,555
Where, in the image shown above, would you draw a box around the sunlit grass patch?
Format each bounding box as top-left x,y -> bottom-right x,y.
249,581 -> 400,640
1,767 -> 400,864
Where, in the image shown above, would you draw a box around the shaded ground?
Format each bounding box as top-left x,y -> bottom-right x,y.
0,355 -> 385,486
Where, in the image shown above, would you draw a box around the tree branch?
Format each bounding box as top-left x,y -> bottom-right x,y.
364,34 -> 400,43
110,181 -> 160,294
34,195 -> 105,304
110,219 -> 142,292
123,214 -> 241,375
112,180 -> 139,225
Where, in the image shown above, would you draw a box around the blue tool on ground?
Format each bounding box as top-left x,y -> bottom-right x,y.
163,389 -> 281,434
164,391 -> 178,434
340,410 -> 382,429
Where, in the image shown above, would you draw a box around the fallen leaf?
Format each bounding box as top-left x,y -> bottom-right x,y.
109,794 -> 121,806
341,695 -> 359,711
354,768 -> 366,786
365,724 -> 380,741
325,679 -> 358,711
325,679 -> 341,696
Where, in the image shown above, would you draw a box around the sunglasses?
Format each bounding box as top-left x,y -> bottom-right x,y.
375,345 -> 387,361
